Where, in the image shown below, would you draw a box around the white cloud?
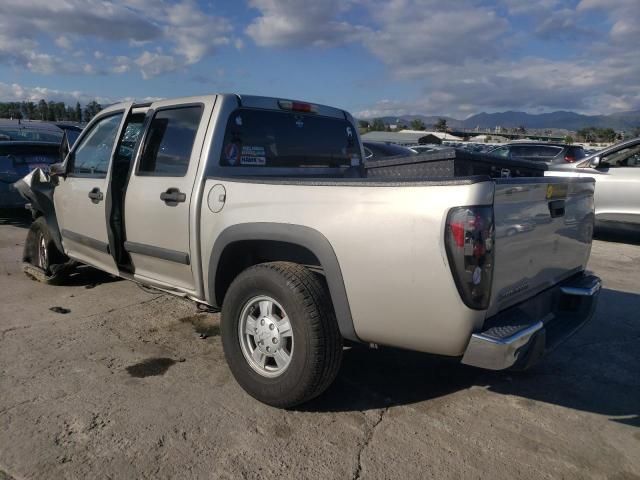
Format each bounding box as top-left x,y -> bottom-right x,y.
246,0 -> 369,47
0,0 -> 237,78
163,0 -> 233,64
54,35 -> 72,50
0,81 -> 163,106
135,51 -> 181,79
0,81 -> 115,105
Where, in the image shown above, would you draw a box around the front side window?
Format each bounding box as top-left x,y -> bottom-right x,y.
218,108 -> 361,170
601,144 -> 640,168
137,106 -> 203,176
72,113 -> 123,176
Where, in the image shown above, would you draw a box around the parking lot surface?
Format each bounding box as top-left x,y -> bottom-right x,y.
1,211 -> 639,479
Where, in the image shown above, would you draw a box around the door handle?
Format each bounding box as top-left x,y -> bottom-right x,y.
160,188 -> 186,206
88,187 -> 103,204
548,199 -> 565,218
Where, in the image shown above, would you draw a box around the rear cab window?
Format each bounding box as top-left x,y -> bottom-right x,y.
214,108 -> 361,176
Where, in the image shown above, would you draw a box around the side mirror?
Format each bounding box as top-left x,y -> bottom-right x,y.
590,156 -> 601,168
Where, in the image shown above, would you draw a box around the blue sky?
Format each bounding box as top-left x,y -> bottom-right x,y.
0,0 -> 638,119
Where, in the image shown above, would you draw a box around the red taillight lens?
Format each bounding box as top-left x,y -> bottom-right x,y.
564,155 -> 576,163
445,206 -> 494,310
450,222 -> 465,247
278,100 -> 318,113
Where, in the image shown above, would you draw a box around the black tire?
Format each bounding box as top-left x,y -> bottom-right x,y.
23,216 -> 71,285
221,262 -> 343,408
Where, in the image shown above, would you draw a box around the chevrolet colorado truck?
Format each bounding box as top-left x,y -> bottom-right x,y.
16,94 -> 601,408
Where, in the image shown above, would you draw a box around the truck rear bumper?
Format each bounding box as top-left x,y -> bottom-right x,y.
461,273 -> 601,371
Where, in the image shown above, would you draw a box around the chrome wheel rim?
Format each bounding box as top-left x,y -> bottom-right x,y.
238,296 -> 294,378
38,233 -> 48,271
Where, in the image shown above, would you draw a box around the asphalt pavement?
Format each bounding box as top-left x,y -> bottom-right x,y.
1,210 -> 638,479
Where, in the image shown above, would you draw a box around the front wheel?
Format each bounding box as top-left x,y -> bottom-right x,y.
221,262 -> 343,408
23,216 -> 72,285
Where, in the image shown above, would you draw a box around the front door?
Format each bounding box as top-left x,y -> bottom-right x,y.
586,143 -> 640,224
54,104 -> 132,274
123,98 -> 214,292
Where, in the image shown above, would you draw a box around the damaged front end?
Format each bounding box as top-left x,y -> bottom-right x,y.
14,168 -> 74,283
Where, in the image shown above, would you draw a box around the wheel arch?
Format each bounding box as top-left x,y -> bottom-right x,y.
208,223 -> 360,342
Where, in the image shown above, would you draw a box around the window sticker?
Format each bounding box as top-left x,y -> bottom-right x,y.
351,154 -> 360,167
224,143 -> 240,165
240,145 -> 267,166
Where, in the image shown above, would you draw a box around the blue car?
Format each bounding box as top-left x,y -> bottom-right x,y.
0,141 -> 61,207
0,120 -> 84,208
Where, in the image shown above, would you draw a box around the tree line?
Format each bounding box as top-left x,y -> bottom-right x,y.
359,117 -> 450,132
576,127 -> 623,143
0,100 -> 103,123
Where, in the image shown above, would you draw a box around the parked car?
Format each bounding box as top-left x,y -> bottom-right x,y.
546,137 -> 640,229
363,141 -> 416,160
0,119 -> 64,143
0,141 -> 60,207
410,144 -> 450,154
16,94 -> 600,408
489,142 -> 586,165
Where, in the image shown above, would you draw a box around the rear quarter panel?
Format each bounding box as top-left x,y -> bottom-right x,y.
200,178 -> 494,356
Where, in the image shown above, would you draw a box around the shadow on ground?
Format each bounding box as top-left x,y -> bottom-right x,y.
595,226 -> 640,245
63,265 -> 121,288
0,208 -> 32,229
306,288 -> 640,427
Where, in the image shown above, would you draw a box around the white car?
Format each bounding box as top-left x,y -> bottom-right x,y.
547,137 -> 640,231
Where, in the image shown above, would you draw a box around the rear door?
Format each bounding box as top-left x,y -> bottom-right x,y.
54,104 -> 132,274
123,97 -> 215,292
487,177 -> 595,317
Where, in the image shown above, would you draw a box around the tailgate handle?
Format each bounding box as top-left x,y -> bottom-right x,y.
548,199 -> 565,218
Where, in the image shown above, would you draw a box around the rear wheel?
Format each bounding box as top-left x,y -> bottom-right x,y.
221,262 -> 343,408
23,216 -> 71,285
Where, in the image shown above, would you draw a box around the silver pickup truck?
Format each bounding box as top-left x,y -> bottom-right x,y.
16,94 -> 601,408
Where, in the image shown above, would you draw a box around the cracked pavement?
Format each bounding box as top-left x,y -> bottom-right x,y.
1,212 -> 639,479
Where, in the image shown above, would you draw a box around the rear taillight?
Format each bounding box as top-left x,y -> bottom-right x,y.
564,155 -> 576,163
445,206 -> 495,310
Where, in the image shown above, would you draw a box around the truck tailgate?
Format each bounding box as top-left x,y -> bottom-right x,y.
487,177 -> 595,317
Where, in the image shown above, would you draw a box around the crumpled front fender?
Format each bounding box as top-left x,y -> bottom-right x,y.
13,169 -> 64,253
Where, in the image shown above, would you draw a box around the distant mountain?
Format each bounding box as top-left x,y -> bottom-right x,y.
461,110 -> 640,131
371,115 -> 464,129
363,110 -> 640,132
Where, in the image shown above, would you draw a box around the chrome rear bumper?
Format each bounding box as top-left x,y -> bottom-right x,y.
461,273 -> 601,370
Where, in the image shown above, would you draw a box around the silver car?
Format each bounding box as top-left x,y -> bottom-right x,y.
547,137 -> 640,230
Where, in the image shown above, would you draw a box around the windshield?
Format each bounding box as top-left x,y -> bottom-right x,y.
218,108 -> 360,171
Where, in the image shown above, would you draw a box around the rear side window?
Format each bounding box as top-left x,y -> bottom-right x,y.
218,108 -> 360,170
138,105 -> 203,177
72,113 -> 124,176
